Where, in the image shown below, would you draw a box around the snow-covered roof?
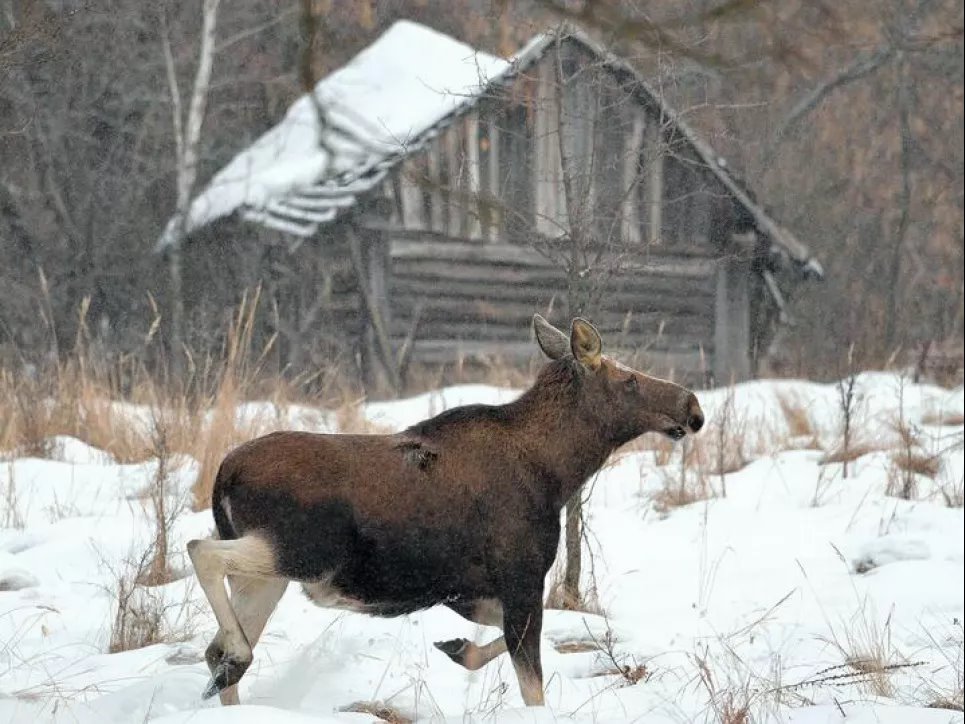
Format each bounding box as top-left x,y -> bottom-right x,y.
157,21 -> 509,246
158,21 -> 818,277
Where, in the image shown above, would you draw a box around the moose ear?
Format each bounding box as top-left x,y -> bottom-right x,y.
533,314 -> 570,360
570,318 -> 602,369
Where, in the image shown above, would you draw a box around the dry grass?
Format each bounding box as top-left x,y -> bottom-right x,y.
777,392 -> 815,439
822,603 -> 923,699
107,544 -> 194,654
650,469 -> 712,512
886,414 -> 941,500
922,411 -> 965,427
819,441 -> 884,466
544,568 -> 604,614
340,701 -> 412,723
922,619 -> 964,711
695,653 -> 753,724
2,460 -> 24,529
940,473 -> 964,508
0,291 -> 344,510
108,416 -> 195,653
648,439 -> 714,513
891,450 -> 941,478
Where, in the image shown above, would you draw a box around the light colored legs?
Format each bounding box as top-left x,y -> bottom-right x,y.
503,597 -> 545,706
186,536 -> 281,703
435,595 -> 544,703
434,635 -> 508,670
215,574 -> 288,705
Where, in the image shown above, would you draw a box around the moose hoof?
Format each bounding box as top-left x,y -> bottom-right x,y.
202,643 -> 251,699
434,637 -> 470,665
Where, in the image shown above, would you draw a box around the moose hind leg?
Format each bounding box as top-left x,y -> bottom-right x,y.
187,536 -> 277,700
214,574 -> 288,706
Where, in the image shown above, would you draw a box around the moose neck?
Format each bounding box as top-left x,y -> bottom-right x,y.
507,360 -> 616,509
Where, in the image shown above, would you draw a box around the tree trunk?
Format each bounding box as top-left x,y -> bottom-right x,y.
884,54 -> 911,353
563,492 -> 582,608
161,0 -> 221,369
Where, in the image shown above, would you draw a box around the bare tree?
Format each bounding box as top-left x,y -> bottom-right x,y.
161,0 -> 222,364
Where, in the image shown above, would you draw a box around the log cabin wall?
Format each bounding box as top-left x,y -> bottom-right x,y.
360,38 -> 755,386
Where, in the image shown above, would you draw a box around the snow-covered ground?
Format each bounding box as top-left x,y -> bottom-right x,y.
1,374 -> 962,723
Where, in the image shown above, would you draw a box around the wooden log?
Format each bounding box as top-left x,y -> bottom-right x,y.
388,237 -> 718,274
713,258 -> 752,384
389,291 -> 713,326
621,110 -> 645,244
389,274 -> 714,307
389,315 -> 712,348
399,158 -> 426,230
391,258 -> 567,285
644,117 -> 663,245
403,338 -> 708,374
534,57 -> 566,238
425,145 -> 445,233
445,125 -> 464,238
484,119 -> 500,241
464,115 -> 482,240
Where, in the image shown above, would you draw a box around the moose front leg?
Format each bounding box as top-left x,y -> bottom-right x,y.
502,593 -> 545,706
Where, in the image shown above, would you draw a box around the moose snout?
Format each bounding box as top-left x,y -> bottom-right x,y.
685,394 -> 704,433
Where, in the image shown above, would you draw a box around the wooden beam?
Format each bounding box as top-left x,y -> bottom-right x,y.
445,126 -> 464,238
714,258 -> 752,384
347,226 -> 401,393
621,111 -> 645,244
399,160 -> 426,230
645,118 -> 664,245
425,145 -> 445,233
464,115 -> 482,240
485,119 -> 500,241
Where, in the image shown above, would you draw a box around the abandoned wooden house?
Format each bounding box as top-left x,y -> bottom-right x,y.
160,20 -> 823,389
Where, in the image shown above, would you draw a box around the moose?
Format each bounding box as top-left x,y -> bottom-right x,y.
188,315 -> 704,706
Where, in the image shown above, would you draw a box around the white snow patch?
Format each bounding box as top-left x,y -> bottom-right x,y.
1,374 -> 962,721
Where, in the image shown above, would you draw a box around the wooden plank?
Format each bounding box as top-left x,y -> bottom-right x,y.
495,105 -> 533,236
399,159 -> 426,230
391,258 -> 566,285
534,57 -> 566,238
390,292 -> 713,325
388,237 -> 718,274
445,125 -> 464,237
561,55 -> 595,217
645,118 -> 664,245
425,144 -> 445,233
390,274 -> 714,306
391,238 -> 553,267
403,338 -> 708,374
391,315 -> 713,348
485,120 -> 500,241
380,179 -> 401,226
464,115 -> 482,240
621,110 -> 645,244
714,258 -> 752,383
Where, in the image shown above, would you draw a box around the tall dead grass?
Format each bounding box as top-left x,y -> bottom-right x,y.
0,289 -> 349,510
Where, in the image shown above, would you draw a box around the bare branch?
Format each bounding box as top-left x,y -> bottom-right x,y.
767,45 -> 894,156
160,15 -> 184,168
214,7 -> 297,54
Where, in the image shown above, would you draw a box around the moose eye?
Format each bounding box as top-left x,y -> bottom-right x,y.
624,376 -> 638,392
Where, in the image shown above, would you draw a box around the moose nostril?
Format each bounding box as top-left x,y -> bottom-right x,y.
688,413 -> 704,432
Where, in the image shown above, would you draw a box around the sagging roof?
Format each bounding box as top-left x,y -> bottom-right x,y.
158,21 -> 821,278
